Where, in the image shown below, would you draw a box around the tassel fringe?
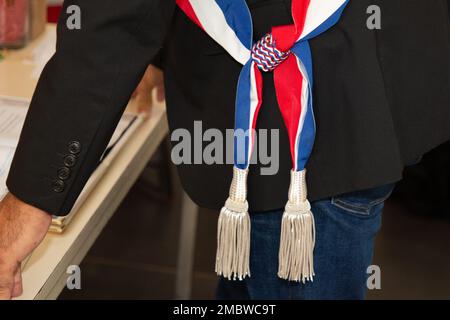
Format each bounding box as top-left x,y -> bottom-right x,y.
215,200 -> 251,280
278,169 -> 316,283
215,167 -> 251,281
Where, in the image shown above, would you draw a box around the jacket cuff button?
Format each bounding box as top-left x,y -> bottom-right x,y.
52,179 -> 65,193
57,167 -> 71,180
63,154 -> 77,167
68,141 -> 81,155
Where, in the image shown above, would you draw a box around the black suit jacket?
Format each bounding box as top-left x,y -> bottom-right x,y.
6,0 -> 450,215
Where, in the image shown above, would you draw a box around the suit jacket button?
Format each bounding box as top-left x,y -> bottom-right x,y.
68,141 -> 81,154
57,167 -> 71,180
52,179 -> 65,193
64,155 -> 76,167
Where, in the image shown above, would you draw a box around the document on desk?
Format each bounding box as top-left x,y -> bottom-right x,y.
0,105 -> 27,146
0,97 -> 28,199
0,96 -> 143,232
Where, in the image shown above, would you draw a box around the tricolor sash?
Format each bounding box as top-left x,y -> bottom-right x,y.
176,0 -> 349,282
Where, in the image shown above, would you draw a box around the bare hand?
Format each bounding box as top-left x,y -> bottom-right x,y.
132,64 -> 165,115
0,193 -> 51,299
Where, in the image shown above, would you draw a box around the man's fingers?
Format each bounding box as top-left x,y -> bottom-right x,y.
137,93 -> 154,115
0,288 -> 12,300
0,194 -> 52,300
12,267 -> 23,298
0,274 -> 13,300
134,64 -> 164,115
156,85 -> 165,102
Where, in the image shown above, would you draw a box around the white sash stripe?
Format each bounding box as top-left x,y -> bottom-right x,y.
248,62 -> 260,164
294,56 -> 310,171
190,0 -> 251,65
299,0 -> 347,41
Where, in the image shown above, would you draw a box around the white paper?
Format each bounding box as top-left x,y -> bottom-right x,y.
0,146 -> 16,200
0,100 -> 27,148
106,114 -> 135,150
0,97 -> 28,200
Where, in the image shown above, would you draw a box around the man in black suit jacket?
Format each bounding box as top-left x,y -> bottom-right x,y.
0,0 -> 449,299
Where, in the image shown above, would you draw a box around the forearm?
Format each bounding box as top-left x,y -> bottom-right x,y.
6,0 -> 175,217
0,194 -> 51,258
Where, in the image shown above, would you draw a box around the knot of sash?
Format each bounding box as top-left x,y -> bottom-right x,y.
251,34 -> 291,72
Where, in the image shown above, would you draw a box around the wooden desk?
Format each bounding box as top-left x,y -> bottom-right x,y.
1,25 -> 170,299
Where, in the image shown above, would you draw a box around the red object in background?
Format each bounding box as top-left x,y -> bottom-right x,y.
47,4 -> 62,23
0,0 -> 28,47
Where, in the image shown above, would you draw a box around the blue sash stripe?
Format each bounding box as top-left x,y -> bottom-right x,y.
292,42 -> 315,171
214,0 -> 253,50
234,61 -> 253,168
301,0 -> 349,41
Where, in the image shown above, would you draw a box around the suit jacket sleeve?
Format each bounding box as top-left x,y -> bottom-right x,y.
6,0 -> 175,216
447,0 -> 450,19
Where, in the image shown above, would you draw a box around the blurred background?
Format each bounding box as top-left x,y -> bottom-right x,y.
1,0 -> 449,300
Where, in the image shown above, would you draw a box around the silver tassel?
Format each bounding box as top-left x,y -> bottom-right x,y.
278,169 -> 315,283
215,167 -> 251,281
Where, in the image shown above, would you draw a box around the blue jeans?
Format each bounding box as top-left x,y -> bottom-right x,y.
216,183 -> 395,300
